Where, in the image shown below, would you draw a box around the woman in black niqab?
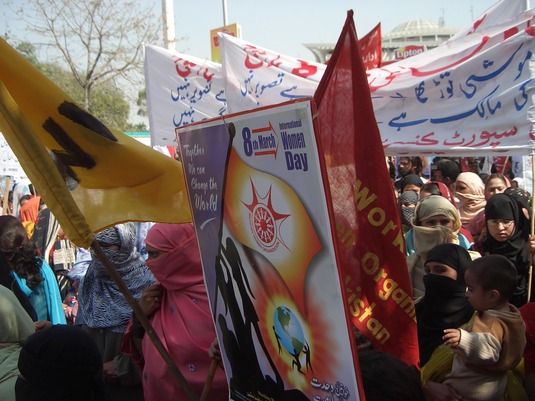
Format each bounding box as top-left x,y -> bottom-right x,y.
416,243 -> 474,366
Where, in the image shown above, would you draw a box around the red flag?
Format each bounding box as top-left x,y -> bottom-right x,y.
359,22 -> 382,70
314,11 -> 419,367
492,156 -> 512,175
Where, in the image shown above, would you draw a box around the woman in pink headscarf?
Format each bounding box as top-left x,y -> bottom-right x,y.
454,172 -> 486,230
121,223 -> 228,401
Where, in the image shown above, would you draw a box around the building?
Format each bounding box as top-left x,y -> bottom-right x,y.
304,18 -> 458,64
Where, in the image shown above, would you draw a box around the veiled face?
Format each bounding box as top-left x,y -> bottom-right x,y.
420,214 -> 454,229
145,244 -> 167,261
424,261 -> 458,280
454,181 -> 471,195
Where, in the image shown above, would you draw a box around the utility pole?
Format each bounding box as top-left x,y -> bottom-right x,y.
162,0 -> 176,50
222,0 -> 228,26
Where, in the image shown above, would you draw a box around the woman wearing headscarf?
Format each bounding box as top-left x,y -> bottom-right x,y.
454,172 -> 486,229
405,195 -> 477,299
419,181 -> 475,247
15,325 -> 113,401
398,190 -> 419,233
0,215 -> 65,324
483,192 -> 531,307
77,223 -> 154,400
121,223 -> 228,401
468,173 -> 510,253
400,173 -> 424,194
19,196 -> 41,238
416,244 -> 475,366
0,284 -> 35,400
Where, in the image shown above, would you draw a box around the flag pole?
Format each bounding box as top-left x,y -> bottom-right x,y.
200,359 -> 218,401
91,240 -> 200,401
528,151 -> 535,302
2,176 -> 10,215
0,67 -> 198,401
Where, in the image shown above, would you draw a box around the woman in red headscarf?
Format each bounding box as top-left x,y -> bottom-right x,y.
122,223 -> 228,401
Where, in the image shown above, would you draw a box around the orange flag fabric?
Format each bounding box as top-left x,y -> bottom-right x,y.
0,38 -> 192,248
314,11 -> 419,367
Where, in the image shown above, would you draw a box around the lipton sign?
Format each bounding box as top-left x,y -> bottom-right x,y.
394,45 -> 425,60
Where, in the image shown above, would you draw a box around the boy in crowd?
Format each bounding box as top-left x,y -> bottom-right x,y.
442,255 -> 526,401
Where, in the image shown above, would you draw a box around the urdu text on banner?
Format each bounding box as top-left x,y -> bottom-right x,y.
146,5 -> 535,156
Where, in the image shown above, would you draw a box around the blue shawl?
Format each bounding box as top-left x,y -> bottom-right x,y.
13,258 -> 66,325
78,223 -> 155,333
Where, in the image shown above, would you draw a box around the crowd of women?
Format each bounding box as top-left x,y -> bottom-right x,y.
393,156 -> 535,400
1,155 -> 535,401
0,185 -> 228,401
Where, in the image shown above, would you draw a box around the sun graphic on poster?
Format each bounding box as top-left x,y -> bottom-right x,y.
243,178 -> 290,252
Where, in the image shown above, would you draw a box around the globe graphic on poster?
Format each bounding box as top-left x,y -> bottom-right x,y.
273,306 -> 304,356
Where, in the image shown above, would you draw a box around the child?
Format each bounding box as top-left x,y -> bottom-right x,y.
442,254 -> 526,401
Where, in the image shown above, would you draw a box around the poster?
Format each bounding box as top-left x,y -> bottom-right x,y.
0,133 -> 25,176
177,99 -> 363,401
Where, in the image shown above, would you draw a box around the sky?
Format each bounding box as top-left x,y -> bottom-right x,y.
165,0 -> 503,60
0,0 -> 507,62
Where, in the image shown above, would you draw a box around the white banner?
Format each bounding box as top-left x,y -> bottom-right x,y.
371,8 -> 535,156
146,1 -> 535,156
144,45 -> 227,145
0,133 -> 25,176
448,0 -> 525,41
219,32 -> 325,113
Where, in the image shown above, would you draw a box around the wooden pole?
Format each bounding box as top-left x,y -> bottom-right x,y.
528,153 -> 535,302
200,359 -> 218,401
2,176 -> 10,215
91,241 -> 199,401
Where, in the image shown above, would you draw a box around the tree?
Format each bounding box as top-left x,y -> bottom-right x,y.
14,40 -> 133,130
11,0 -> 160,116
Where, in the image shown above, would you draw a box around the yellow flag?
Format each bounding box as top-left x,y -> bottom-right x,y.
0,38 -> 192,247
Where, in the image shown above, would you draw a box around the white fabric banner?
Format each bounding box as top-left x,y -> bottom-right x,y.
448,0 -> 525,41
144,45 -> 227,145
146,1 -> 535,156
371,8 -> 535,155
0,133 -> 25,176
219,32 -> 325,113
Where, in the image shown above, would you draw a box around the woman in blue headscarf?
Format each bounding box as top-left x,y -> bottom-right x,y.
77,222 -> 155,401
0,215 -> 65,324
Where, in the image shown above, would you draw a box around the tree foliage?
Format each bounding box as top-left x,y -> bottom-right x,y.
14,41 -> 136,130
10,0 -> 159,130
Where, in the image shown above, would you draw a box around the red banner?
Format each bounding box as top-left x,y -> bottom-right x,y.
359,22 -> 382,70
314,11 -> 419,367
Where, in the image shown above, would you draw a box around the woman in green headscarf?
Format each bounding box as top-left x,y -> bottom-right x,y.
0,284 -> 35,401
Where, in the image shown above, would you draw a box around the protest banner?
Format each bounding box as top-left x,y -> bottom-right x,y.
0,133 -> 25,177
145,44 -> 227,146
146,1 -> 535,156
449,0 -> 525,41
314,11 -> 419,367
178,99 -> 364,401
